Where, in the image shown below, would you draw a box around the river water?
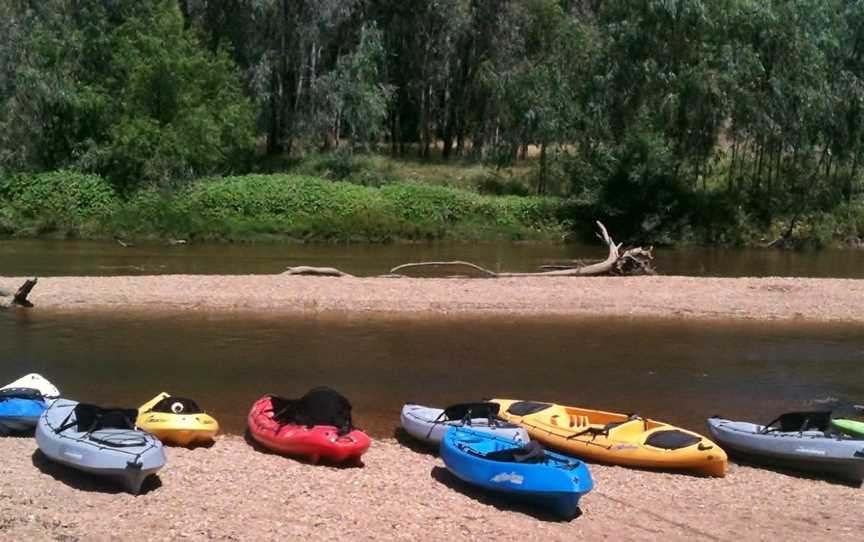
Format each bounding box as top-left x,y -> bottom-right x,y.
3,239 -> 864,277
2,310 -> 862,438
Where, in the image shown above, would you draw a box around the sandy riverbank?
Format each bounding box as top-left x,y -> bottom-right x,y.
0,435 -> 861,541
2,274 -> 864,322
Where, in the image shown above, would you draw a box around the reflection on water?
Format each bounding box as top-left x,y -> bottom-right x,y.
2,239 -> 864,277
2,310 -> 862,437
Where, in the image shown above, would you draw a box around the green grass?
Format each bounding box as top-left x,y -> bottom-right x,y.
280,150 -> 538,195
0,170 -> 567,242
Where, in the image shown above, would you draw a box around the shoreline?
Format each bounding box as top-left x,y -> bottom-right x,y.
1,435 -> 861,541
2,274 -> 864,323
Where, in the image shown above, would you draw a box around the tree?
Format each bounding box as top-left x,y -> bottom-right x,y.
315,25 -> 393,150
0,0 -> 255,187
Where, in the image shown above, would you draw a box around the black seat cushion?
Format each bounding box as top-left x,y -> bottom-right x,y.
443,402 -> 500,421
148,396 -> 203,415
484,440 -> 547,463
776,411 -> 831,432
506,401 -> 552,417
645,430 -> 701,450
270,387 -> 354,435
73,403 -> 138,432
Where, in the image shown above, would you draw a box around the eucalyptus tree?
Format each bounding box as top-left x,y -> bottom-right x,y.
485,0 -> 589,194
315,24 -> 393,150
0,0 -> 255,186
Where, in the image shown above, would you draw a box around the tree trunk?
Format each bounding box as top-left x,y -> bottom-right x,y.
537,142 -> 548,195
266,69 -> 282,154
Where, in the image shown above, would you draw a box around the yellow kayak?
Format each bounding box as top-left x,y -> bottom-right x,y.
137,392 -> 219,447
491,399 -> 727,477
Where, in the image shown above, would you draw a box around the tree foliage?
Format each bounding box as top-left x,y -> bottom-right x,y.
4,0 -> 864,244
0,0 -> 254,187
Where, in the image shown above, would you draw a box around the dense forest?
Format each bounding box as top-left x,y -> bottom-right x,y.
2,0 -> 864,245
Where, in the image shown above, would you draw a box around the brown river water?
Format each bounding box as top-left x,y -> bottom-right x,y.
3,238 -> 864,277
2,310 -> 862,438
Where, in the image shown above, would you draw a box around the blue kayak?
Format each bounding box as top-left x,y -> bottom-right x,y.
0,388 -> 47,434
440,426 -> 593,518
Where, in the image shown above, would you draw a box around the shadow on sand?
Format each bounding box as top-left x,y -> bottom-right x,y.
31,449 -> 162,495
392,427 -> 438,456
165,439 -> 216,451
728,457 -> 863,488
430,465 -> 581,522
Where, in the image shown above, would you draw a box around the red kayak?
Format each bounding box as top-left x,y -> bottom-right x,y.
247,394 -> 371,464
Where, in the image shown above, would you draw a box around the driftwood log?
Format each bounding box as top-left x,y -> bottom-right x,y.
282,222 -> 654,278
284,266 -> 353,277
0,278 -> 38,309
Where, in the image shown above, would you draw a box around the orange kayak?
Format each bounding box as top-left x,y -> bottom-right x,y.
490,399 -> 727,477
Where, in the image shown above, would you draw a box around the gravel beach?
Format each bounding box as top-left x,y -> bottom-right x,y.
0,435 -> 862,541
2,274 -> 864,322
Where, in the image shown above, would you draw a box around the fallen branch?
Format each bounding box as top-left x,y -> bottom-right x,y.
278,222 -> 654,279
387,222 -> 653,277
764,216 -> 798,249
389,261 -> 497,278
0,278 -> 38,309
283,266 -> 354,277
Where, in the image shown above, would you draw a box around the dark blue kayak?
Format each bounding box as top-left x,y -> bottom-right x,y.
0,388 -> 47,434
440,426 -> 593,518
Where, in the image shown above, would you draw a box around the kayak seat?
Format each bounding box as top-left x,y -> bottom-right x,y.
147,396 -> 203,415
72,404 -> 138,433
482,441 -> 547,464
270,387 -> 354,436
763,412 -> 832,433
443,402 -> 500,421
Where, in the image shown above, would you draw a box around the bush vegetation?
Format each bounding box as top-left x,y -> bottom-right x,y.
0,171 -> 565,242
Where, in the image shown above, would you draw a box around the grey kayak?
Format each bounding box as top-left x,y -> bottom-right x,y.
401,403 -> 529,445
707,414 -> 864,484
36,399 -> 166,494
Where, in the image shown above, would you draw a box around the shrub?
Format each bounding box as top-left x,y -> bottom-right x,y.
174,174 -> 563,241
3,171 -> 117,232
1,171 -> 566,241
474,172 -> 532,196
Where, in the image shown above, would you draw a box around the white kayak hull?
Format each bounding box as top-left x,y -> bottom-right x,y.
1,373 -> 60,398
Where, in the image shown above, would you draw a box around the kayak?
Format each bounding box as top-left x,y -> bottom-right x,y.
708,413 -> 864,483
247,390 -> 370,464
0,373 -> 60,435
491,399 -> 727,477
440,426 -> 593,518
0,388 -> 47,434
137,392 -> 219,446
1,373 -> 60,398
831,419 -> 864,439
828,404 -> 864,439
400,402 -> 529,445
36,399 -> 166,494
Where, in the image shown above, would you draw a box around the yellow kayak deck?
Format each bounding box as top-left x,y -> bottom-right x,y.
137,392 -> 219,447
491,399 -> 726,477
